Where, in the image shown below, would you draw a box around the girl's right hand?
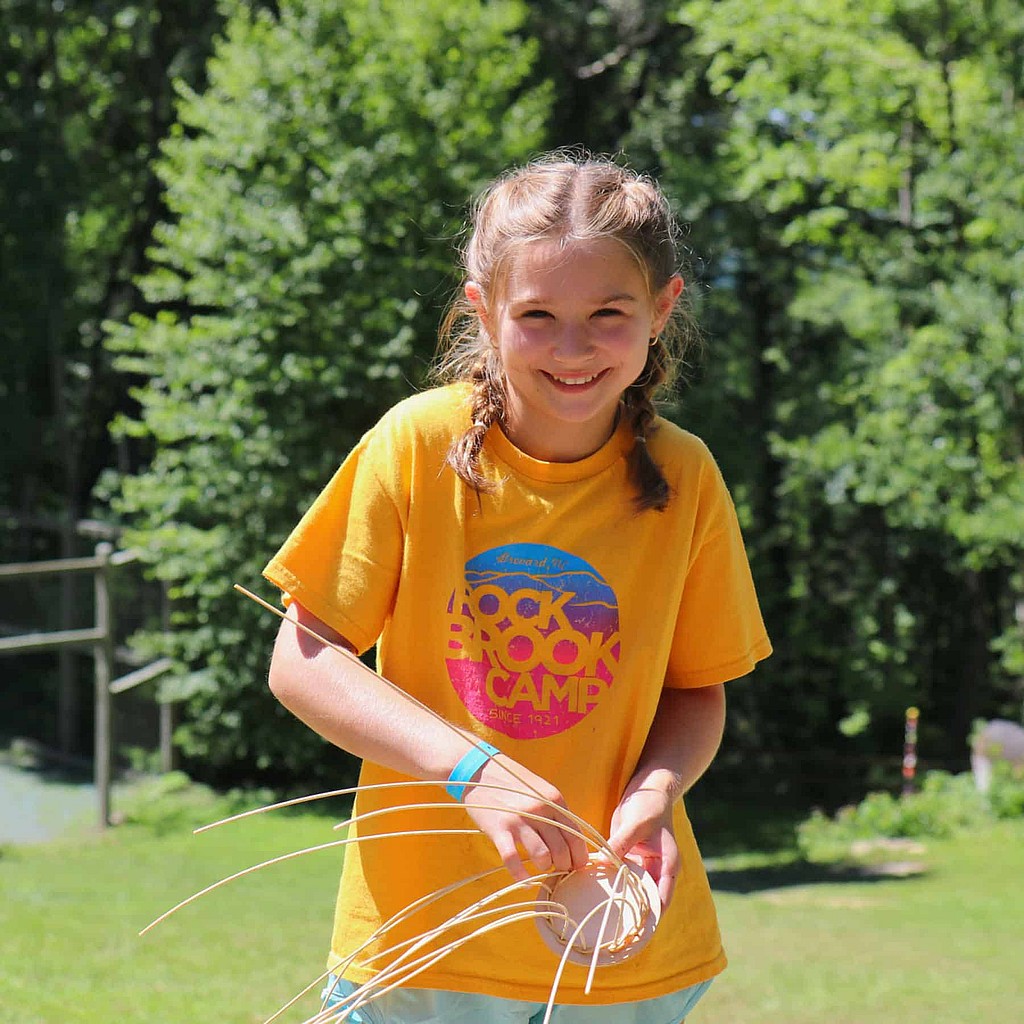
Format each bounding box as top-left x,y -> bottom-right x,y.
461,755 -> 590,881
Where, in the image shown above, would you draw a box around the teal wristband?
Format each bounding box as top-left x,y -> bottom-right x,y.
446,741 -> 501,801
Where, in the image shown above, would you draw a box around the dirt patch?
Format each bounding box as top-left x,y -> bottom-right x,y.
0,745 -> 96,844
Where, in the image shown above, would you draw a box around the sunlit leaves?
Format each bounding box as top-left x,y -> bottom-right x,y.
645,0 -> 1024,759
107,0 -> 549,778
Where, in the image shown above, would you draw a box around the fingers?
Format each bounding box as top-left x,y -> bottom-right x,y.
612,827 -> 679,908
566,830 -> 590,871
491,824 -> 578,879
605,820 -> 641,862
530,802 -> 589,872
519,822 -> 563,874
530,818 -> 576,873
657,844 -> 679,907
464,759 -> 589,877
605,788 -> 680,907
646,830 -> 679,907
472,797 -> 581,875
606,807 -> 655,863
490,832 -> 529,882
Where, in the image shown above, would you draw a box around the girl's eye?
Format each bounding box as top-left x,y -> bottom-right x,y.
520,310 -> 552,320
593,308 -> 624,318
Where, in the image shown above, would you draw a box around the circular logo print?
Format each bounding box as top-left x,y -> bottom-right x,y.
445,543 -> 620,739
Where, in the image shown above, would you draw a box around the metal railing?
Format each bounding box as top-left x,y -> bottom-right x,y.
0,542 -> 177,827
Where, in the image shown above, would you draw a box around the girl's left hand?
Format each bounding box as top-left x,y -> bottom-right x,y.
605,782 -> 679,908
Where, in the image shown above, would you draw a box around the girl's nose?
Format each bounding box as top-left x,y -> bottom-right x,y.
552,324 -> 594,362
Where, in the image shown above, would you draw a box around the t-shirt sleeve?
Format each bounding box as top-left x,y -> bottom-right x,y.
262,426 -> 405,655
666,451 -> 772,688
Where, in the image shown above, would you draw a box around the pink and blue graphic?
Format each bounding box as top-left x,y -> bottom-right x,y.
445,543 -> 621,739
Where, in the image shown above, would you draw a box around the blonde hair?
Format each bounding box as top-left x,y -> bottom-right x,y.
434,151 -> 698,512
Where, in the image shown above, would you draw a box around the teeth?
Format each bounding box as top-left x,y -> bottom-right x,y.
551,373 -> 599,385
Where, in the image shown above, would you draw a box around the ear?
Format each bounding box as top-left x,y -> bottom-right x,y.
652,274 -> 684,334
465,281 -> 496,343
464,281 -> 489,323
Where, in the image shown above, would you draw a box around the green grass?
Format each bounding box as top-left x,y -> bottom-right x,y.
699,819 -> 1024,1023
0,791 -> 350,1024
1,784 -> 1022,1023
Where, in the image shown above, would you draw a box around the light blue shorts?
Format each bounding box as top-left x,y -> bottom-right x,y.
319,974 -> 713,1024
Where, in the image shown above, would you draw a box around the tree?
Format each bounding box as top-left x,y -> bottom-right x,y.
524,0 -> 687,150
645,0 -> 1024,771
107,0 -> 550,781
0,0 -> 223,538
0,0 -> 223,752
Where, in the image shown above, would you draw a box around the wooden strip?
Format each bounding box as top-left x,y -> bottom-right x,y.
0,555 -> 103,578
109,657 -> 174,695
0,627 -> 104,655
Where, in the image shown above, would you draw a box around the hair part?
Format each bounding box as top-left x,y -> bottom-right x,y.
434,151 -> 700,513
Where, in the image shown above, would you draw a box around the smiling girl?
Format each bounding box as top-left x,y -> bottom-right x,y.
464,235 -> 681,463
262,152 -> 771,1023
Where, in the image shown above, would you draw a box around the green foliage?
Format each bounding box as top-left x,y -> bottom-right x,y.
0,0 -> 222,534
6,0 -> 1023,794
105,0 -> 550,780
796,770 -> 1024,862
116,770 -> 275,834
524,0 -> 683,150
633,0 -> 1024,763
987,760 -> 1024,819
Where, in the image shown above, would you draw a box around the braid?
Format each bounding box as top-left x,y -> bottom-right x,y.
623,339 -> 673,513
445,355 -> 505,494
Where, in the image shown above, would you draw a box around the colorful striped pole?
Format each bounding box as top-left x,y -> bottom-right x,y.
902,706 -> 920,796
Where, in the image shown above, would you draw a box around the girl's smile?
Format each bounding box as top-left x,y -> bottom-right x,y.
467,237 -> 682,463
543,368 -> 609,389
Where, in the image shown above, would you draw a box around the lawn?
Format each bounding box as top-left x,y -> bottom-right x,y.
1,786 -> 1021,1023
0,785 -> 349,1024
699,820 -> 1024,1023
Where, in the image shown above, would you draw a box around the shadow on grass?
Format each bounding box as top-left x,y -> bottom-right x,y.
687,793 -> 807,858
688,783 -> 932,895
707,858 -> 930,894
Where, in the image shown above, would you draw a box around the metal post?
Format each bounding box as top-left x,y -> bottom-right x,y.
158,583 -> 174,773
58,518 -> 77,754
94,542 -> 114,828
159,701 -> 175,774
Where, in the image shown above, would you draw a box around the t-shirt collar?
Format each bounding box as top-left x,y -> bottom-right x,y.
485,413 -> 634,482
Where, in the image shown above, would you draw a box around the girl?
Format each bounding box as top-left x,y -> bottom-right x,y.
264,152 -> 771,1023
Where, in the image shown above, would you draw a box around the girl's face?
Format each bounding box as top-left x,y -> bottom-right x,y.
467,237 -> 682,462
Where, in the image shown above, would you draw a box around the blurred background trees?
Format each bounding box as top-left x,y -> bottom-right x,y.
0,0 -> 224,541
2,0 -> 1021,798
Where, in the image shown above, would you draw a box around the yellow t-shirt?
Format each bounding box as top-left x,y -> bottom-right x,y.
263,383 -> 771,1004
